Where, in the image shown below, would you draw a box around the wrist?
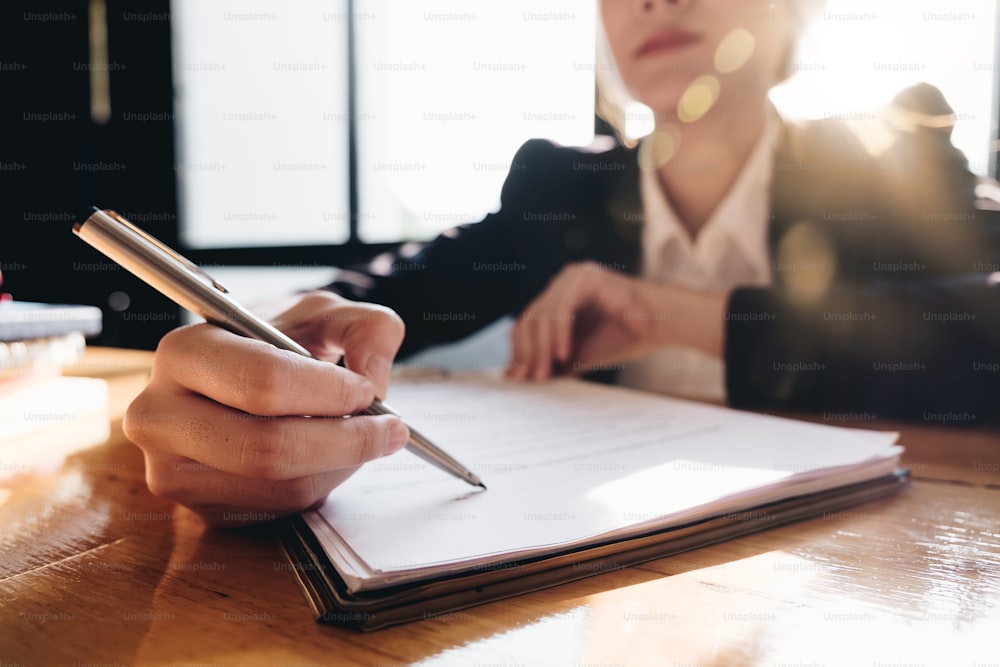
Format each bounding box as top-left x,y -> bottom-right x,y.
658,285 -> 728,358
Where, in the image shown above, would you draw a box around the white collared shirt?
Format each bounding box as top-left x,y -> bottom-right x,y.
616,118 -> 776,402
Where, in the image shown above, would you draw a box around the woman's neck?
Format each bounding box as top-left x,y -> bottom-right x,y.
652,103 -> 770,241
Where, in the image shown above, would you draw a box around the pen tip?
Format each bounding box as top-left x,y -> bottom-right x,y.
476,483 -> 487,491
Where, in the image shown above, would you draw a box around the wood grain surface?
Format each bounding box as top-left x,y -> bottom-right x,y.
1,348 -> 998,666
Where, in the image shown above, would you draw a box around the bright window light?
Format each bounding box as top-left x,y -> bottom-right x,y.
170,0 -> 997,251
171,0 -> 351,248
772,0 -> 998,177
623,101 -> 655,142
354,0 -> 597,242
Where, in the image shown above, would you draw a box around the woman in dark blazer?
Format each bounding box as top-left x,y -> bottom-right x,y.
328,99 -> 997,417
124,0 -> 1000,525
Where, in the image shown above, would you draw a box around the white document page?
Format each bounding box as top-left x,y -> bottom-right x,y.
304,373 -> 901,591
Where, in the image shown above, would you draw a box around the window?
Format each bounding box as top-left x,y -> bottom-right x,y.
171,0 -> 596,249
770,0 -> 998,178
353,0 -> 596,242
171,0 -> 351,248
172,0 -> 999,254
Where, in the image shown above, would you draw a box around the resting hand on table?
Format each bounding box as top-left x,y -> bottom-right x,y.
505,262 -> 728,381
123,291 -> 410,527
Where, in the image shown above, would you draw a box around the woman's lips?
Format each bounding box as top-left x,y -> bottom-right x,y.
636,30 -> 701,57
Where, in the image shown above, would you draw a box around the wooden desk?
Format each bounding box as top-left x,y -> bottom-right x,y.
2,348 -> 999,666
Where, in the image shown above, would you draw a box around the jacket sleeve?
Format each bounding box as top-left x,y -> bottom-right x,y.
321,139 -> 601,359
725,272 -> 1000,419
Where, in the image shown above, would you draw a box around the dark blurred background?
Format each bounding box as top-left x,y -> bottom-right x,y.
4,1 -> 999,352
4,0 -> 179,348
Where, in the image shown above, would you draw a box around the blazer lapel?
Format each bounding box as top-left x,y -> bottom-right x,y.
599,144 -> 644,276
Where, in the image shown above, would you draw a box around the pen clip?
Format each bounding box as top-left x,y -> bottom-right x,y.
103,209 -> 229,293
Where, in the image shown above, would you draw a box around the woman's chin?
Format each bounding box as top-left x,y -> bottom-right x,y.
638,100 -> 683,124
631,87 -> 687,121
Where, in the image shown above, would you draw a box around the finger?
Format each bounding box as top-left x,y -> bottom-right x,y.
321,303 -> 405,400
534,267 -> 586,375
510,276 -> 572,381
141,451 -> 360,525
125,390 -> 409,481
152,324 -> 375,417
506,316 -> 532,380
527,308 -> 554,380
263,291 -> 404,399
548,287 -> 577,371
556,264 -> 612,364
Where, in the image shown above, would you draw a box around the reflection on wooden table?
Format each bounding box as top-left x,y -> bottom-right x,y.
1,347 -> 998,666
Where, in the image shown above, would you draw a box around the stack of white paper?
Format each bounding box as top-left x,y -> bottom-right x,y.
305,373 -> 901,592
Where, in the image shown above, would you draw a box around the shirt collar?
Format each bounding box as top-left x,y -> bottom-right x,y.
638,110 -> 779,282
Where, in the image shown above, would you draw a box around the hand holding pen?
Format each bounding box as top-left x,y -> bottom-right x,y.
74,208 -> 484,527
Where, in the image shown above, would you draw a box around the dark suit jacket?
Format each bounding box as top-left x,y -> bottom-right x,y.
327,101 -> 1000,421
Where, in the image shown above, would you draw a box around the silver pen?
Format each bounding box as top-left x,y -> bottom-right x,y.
73,207 -> 485,489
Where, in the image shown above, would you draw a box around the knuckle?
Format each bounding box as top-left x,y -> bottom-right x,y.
143,455 -> 183,500
237,418 -> 289,480
339,303 -> 406,346
153,325 -> 187,357
275,476 -> 322,512
299,290 -> 338,310
328,373 -> 361,412
374,305 -> 406,338
152,325 -> 201,372
238,352 -> 293,415
347,417 -> 382,466
122,391 -> 163,450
